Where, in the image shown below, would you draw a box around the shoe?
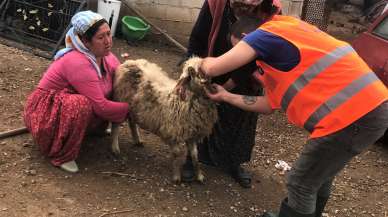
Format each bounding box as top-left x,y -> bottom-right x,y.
315,196 -> 329,217
260,198 -> 315,217
230,165 -> 252,188
59,160 -> 79,173
260,212 -> 277,217
181,159 -> 195,182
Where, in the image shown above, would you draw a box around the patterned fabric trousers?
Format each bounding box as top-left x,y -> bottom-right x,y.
23,88 -> 93,166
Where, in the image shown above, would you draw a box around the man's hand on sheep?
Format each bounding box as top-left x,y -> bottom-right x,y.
205,84 -> 228,102
206,83 -> 274,114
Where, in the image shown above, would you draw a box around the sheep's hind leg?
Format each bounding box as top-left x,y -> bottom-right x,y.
128,117 -> 143,147
111,123 -> 121,156
171,143 -> 187,184
188,142 -> 205,183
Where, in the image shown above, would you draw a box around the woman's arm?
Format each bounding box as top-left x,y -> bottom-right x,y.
65,58 -> 128,123
206,84 -> 273,114
201,41 -> 257,77
71,78 -> 129,123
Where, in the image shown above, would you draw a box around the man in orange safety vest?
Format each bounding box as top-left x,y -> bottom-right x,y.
197,12 -> 388,217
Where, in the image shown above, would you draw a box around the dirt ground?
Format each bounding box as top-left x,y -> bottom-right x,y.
1,15 -> 388,217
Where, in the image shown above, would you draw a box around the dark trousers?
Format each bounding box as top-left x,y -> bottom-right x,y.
198,84 -> 260,169
287,101 -> 388,214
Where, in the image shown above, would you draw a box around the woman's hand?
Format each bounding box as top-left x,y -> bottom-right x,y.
204,84 -> 229,102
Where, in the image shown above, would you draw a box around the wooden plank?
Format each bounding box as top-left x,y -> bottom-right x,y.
0,127 -> 29,139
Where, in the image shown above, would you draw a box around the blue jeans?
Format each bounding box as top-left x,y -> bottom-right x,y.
287,101 -> 388,214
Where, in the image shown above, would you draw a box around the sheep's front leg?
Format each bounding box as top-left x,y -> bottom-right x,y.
111,122 -> 121,156
171,143 -> 187,184
105,122 -> 112,135
187,142 -> 205,183
128,116 -> 142,147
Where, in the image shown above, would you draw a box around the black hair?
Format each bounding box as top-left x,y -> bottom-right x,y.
231,0 -> 280,19
81,19 -> 108,42
260,0 -> 279,16
230,16 -> 264,39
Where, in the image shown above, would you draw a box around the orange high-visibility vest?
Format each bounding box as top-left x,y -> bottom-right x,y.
256,15 -> 388,138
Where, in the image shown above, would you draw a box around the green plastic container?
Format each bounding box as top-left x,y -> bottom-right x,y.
121,16 -> 151,41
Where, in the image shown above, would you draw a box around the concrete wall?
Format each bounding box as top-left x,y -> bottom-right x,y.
120,0 -> 203,45
117,0 -> 304,45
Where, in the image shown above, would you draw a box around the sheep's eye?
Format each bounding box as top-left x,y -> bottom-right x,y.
188,67 -> 196,77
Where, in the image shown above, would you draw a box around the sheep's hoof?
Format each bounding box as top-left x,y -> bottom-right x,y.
105,128 -> 112,136
196,172 -> 206,184
110,151 -> 128,162
172,175 -> 181,184
111,146 -> 121,157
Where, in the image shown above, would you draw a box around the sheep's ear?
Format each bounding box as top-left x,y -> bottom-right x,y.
188,66 -> 196,77
174,76 -> 190,101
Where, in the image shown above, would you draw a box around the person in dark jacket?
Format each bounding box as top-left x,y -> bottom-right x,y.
180,0 -> 281,188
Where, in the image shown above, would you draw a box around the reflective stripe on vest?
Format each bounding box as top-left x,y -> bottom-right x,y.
304,72 -> 379,132
281,45 -> 355,110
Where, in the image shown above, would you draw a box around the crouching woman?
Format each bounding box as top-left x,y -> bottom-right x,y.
23,11 -> 129,173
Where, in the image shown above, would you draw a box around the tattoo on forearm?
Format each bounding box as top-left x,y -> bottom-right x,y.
242,95 -> 257,105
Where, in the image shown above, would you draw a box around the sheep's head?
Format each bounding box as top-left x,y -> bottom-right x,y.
174,57 -> 213,100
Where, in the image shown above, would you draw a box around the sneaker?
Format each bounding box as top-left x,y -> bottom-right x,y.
259,212 -> 278,217
59,160 -> 79,173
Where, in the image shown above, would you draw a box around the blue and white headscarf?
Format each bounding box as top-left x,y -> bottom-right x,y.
54,10 -> 105,78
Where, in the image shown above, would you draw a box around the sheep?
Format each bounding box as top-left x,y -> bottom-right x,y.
111,57 -> 218,184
